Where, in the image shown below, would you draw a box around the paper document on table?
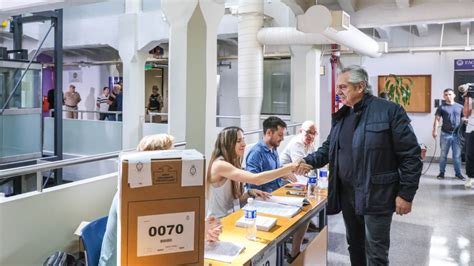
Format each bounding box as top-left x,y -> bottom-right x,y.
256,195 -> 306,207
294,175 -> 308,185
235,215 -> 277,231
204,241 -> 245,263
249,200 -> 301,218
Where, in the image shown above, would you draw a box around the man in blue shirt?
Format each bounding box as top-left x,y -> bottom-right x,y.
246,116 -> 302,262
246,116 -> 296,192
432,88 -> 465,180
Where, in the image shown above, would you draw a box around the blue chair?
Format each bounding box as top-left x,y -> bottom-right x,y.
81,216 -> 108,266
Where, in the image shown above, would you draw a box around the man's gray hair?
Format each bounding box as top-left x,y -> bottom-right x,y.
341,65 -> 372,94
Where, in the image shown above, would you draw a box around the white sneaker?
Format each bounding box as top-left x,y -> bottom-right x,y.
465,178 -> 472,188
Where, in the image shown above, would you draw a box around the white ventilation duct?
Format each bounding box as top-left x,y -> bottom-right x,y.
291,5 -> 384,58
322,26 -> 382,58
257,27 -> 331,45
238,0 -> 264,135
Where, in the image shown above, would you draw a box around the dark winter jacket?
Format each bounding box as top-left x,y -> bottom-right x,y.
304,94 -> 422,215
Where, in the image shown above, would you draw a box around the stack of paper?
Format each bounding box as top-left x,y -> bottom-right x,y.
235,215 -> 277,231
204,241 -> 245,263
258,196 -> 307,207
244,196 -> 306,218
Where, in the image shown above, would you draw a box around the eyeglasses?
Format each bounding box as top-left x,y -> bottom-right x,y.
304,130 -> 317,136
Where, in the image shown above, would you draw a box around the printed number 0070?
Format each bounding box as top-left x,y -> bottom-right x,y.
148,224 -> 184,237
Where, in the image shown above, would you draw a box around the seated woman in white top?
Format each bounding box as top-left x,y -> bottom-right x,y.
207,126 -> 311,218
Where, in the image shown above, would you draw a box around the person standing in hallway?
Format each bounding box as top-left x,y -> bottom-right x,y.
432,88 -> 465,180
107,84 -> 118,121
280,120 -> 318,165
462,90 -> 474,188
300,65 -> 422,265
63,85 -> 81,119
115,84 -> 123,121
96,86 -> 110,120
147,85 -> 163,123
47,88 -> 56,117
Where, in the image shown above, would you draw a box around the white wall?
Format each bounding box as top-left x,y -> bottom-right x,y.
0,174 -> 117,265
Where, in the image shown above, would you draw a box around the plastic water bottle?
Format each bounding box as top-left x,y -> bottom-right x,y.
245,198 -> 257,241
318,168 -> 329,191
307,170 -> 317,198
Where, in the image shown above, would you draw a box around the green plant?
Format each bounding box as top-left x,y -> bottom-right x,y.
383,74 -> 414,106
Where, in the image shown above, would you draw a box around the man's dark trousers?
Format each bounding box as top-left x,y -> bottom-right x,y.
466,132 -> 474,177
341,184 -> 393,266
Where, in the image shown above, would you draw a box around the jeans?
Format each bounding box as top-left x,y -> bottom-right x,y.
466,132 -> 474,178
341,184 -> 393,266
439,131 -> 462,176
99,192 -> 118,266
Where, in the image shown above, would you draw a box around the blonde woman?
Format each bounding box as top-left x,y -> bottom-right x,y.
100,134 -> 221,265
207,127 -> 310,218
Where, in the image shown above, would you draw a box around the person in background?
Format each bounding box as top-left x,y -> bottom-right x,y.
63,84 -> 81,119
99,134 -> 222,265
462,89 -> 474,188
47,88 -> 55,117
207,126 -> 310,219
148,85 -> 163,123
115,84 -> 123,122
432,88 -> 465,180
280,120 -> 318,165
96,87 -> 110,120
300,65 -> 422,265
107,85 -> 118,121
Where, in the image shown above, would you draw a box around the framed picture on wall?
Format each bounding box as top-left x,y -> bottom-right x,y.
377,74 -> 432,113
69,71 -> 82,83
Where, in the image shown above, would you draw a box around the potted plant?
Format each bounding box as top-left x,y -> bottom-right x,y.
383,74 -> 414,107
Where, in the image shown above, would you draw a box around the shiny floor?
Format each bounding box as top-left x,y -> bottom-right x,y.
327,163 -> 474,266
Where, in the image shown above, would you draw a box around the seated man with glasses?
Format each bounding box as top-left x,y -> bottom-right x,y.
280,120 -> 318,164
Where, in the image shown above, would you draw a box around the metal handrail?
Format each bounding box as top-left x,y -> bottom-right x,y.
0,141 -> 186,181
243,123 -> 302,136
0,122 -> 302,181
216,114 -> 291,121
50,108 -> 123,120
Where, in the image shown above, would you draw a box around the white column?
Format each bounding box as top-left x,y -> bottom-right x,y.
161,0 -> 199,144
290,45 -> 321,145
238,0 -> 264,142
118,0 -> 147,149
198,0 -> 225,157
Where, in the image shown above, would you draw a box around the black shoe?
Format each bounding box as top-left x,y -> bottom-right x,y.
455,174 -> 466,181
437,173 -> 445,179
307,222 -> 319,233
286,252 -> 300,264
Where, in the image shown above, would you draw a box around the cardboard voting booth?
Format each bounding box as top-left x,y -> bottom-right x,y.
119,150 -> 205,265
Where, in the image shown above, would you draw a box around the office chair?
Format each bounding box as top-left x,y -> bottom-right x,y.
81,216 -> 108,266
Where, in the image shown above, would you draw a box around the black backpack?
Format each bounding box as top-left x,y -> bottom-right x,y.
43,251 -> 80,266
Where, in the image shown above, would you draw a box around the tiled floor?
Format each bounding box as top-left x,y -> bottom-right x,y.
327,163 -> 474,266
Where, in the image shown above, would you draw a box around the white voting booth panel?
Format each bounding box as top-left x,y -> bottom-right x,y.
120,150 -> 205,266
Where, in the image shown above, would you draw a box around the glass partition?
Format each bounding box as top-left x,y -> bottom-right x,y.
0,61 -> 42,163
0,60 -> 42,109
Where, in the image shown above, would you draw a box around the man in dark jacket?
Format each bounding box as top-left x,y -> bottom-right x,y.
300,65 -> 422,265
